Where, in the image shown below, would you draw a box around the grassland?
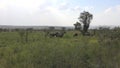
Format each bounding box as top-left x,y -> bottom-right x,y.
0,28 -> 120,68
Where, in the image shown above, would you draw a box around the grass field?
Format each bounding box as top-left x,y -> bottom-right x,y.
0,29 -> 120,68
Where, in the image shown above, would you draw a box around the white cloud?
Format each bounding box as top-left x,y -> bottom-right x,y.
92,5 -> 120,26
59,2 -> 69,10
0,0 -> 7,9
104,7 -> 112,13
83,6 -> 94,11
1,0 -> 119,26
0,0 -> 77,26
73,6 -> 81,11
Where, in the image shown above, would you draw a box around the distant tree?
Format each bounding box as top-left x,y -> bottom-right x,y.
49,27 -> 55,31
74,22 -> 81,31
78,11 -> 93,35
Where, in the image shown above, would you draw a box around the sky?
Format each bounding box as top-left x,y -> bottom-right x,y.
0,0 -> 120,26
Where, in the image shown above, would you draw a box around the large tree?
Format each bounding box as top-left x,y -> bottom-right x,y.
78,11 -> 93,34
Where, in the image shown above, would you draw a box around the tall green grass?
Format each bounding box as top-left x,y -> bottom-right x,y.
0,30 -> 119,68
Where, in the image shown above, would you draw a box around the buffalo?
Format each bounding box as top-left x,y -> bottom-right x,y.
48,31 -> 66,38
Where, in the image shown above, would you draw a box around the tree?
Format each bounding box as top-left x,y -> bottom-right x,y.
78,11 -> 93,35
74,22 -> 81,31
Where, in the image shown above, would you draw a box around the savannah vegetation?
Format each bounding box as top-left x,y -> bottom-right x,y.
0,11 -> 120,68
0,27 -> 120,68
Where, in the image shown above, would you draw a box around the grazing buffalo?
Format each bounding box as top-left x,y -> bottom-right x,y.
56,31 -> 66,37
49,32 -> 58,37
48,31 -> 66,38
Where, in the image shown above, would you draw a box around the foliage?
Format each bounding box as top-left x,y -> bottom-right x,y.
0,28 -> 120,68
78,11 -> 93,35
74,22 -> 81,31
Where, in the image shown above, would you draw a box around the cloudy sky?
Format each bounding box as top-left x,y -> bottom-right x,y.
0,0 -> 120,26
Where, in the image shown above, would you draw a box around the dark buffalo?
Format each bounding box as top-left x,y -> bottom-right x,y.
56,31 -> 66,37
48,31 -> 66,38
49,32 -> 58,37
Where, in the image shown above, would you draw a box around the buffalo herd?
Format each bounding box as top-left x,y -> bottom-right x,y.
45,31 -> 83,38
46,31 -> 66,38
